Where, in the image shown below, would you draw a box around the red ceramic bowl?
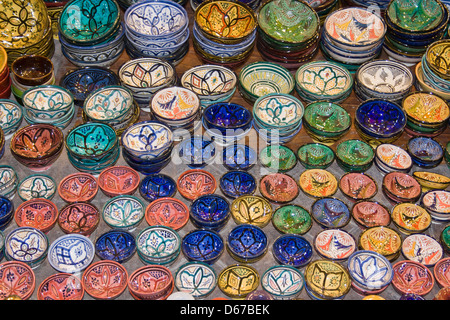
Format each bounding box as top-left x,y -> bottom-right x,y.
128,265 -> 174,300
350,200 -> 391,228
434,257 -> 450,288
145,197 -> 189,230
176,169 -> 217,201
82,260 -> 128,300
0,67 -> 10,91
0,261 -> 35,300
0,76 -> 11,99
382,172 -> 422,204
259,173 -> 299,203
392,260 -> 435,296
58,172 -> 98,203
339,172 -> 378,202
37,273 -> 84,300
14,198 -> 58,233
57,202 -> 100,236
98,166 -> 140,197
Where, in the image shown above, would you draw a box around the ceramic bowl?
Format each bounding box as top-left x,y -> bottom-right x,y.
10,123 -> 64,172
230,195 -> 273,227
0,196 -> 14,230
58,202 -> 100,236
219,170 -> 256,199
94,229 -> 136,263
335,139 -> 375,172
98,166 -> 140,197
413,171 -> 450,191
272,234 -> 313,268
421,189 -> 450,221
391,202 -> 431,235
359,226 -> 403,261
136,225 -> 181,265
145,197 -> 189,230
82,260 -> 128,300
217,264 -> 259,299
181,229 -> 224,264
176,169 -> 217,201
392,260 -> 435,296
0,166 -> 18,202
37,273 -> 84,300
261,265 -> 304,300
17,174 -> 56,202
128,265 -> 174,300
190,194 -> 230,230
139,173 -> 176,202
222,144 -> 257,171
174,261 -> 217,299
203,102 -> 253,135
406,137 -> 444,168
434,257 -> 450,288
310,197 -> 351,229
338,172 -> 378,202
48,234 -> 95,273
425,39 -> 450,80
298,169 -> 338,198
374,143 -> 413,175
102,195 -> 145,231
271,204 -> 312,235
314,229 -> 356,261
351,200 -> 391,229
11,55 -> 54,87
0,99 -> 23,139
296,143 -> 335,169
259,173 -> 299,204
401,233 -> 443,267
0,261 -> 35,300
259,145 -> 297,173
177,135 -> 216,168
226,224 -> 268,263
14,198 -> 58,233
4,226 -> 49,268
58,172 -> 98,203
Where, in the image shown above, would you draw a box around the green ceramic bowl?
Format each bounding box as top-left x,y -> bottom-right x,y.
335,139 -> 375,172
297,143 -> 335,169
271,204 -> 312,235
259,145 -> 297,172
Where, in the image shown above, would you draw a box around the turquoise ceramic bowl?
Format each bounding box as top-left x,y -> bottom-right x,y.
0,99 -> 23,139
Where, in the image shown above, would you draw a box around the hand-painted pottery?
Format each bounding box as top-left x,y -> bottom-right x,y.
4,227 -> 48,268
412,171 -> 450,191
98,166 -> 140,197
230,195 -> 273,227
82,260 -> 128,300
21,84 -> 73,115
296,143 -> 335,169
177,136 -> 216,168
433,257 -> 450,287
181,229 -> 224,264
65,122 -> 118,157
335,139 -> 375,172
145,197 -> 189,230
358,226 -> 403,261
245,289 -> 274,300
272,234 -> 313,268
226,224 -> 268,263
310,197 -> 351,229
217,264 -> 259,299
425,39 -> 450,80
401,234 -> 443,267
261,265 -> 304,300
203,102 -> 252,134
127,265 -> 174,300
338,172 -> 378,202
136,225 -> 181,265
271,204 -> 312,235
314,229 -> 356,261
259,173 -> 299,204
37,273 -> 84,300
0,99 -> 23,140
0,261 -> 35,300
14,198 -> 58,233
58,173 -> 98,203
219,170 -> 256,199
139,174 -> 176,202
190,194 -> 230,230
392,260 -> 435,296
0,166 -> 18,201
304,259 -> 351,300
434,286 -> 450,300
259,145 -> 297,173
362,295 -> 385,300
176,169 -> 217,201
391,203 -> 431,235
17,174 -> 56,201
174,261 -> 217,299
347,250 -> 394,294
422,189 -> 450,221
374,143 -> 413,174
351,201 -> 391,229
222,144 -> 257,171
387,0 -> 444,32
48,234 -> 95,273
382,172 -> 421,204
150,86 -> 200,122
102,195 -> 145,231
83,86 -> 134,122
57,202 -> 100,236
94,230 -> 136,263
442,224 -> 450,253
298,169 -> 338,198
407,137 -> 444,168
0,195 -> 14,230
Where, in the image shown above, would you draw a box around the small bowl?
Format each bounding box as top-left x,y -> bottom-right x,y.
259,173 -> 299,204
17,174 -> 56,201
181,229 -> 224,264
401,234 -> 443,267
58,172 -> 98,203
406,137 -> 444,168
21,85 -> 74,120
222,144 -> 257,171
177,135 -> 216,168
0,99 -> 23,139
190,194 -> 230,230
230,195 -> 273,227
382,172 -> 422,204
259,145 -> 297,173
359,226 -> 403,261
14,198 -> 58,233
311,197 -> 351,229
297,143 -> 335,169
412,171 -> 450,191
48,234 -> 95,273
203,102 -> 253,135
351,201 -> 391,229
392,260 -> 435,296
226,224 -> 268,263
102,195 -> 145,231
305,260 -> 351,300
0,166 -> 18,201
136,226 -> 181,265
37,273 -> 84,300
272,234 -> 313,268
335,139 -> 375,172
94,230 -> 136,263
97,166 -> 140,198
315,229 -> 356,261
298,169 -> 338,198
58,202 -> 100,236
219,170 -> 256,199
338,172 -> 378,202
82,260 -> 128,300
0,196 -> 14,228
217,264 -> 259,299
128,265 -> 174,300
261,265 -> 304,300
434,257 -> 450,288
145,197 -> 189,230
374,143 -> 413,174
11,55 -> 54,87
391,203 -> 431,235
4,227 -> 49,268
0,261 -> 35,300
174,261 -> 217,299
177,169 -> 217,201
272,204 -> 312,235
421,189 -> 450,221
139,173 -> 177,202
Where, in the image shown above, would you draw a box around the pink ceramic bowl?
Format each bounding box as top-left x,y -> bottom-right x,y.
37,273 -> 84,300
82,260 -> 128,299
128,265 -> 174,300
14,198 -> 58,233
58,172 -> 98,203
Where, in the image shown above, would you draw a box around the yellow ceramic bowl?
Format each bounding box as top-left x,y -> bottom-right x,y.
425,39 -> 450,80
402,91 -> 450,127
0,46 -> 6,77
412,171 -> 450,191
230,195 -> 273,227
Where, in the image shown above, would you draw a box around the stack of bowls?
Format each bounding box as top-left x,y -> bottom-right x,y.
150,86 -> 202,141
21,85 -> 75,129
0,99 -> 23,140
10,55 -> 56,104
136,226 -> 181,265
0,47 -> 11,100
383,0 -> 449,66
1,0 -> 55,67
401,92 -> 450,137
58,0 -> 123,68
252,93 -> 304,144
65,122 -> 120,174
121,121 -> 174,175
118,58 -> 177,109
193,0 -> 257,68
406,136 -> 444,168
354,60 -> 414,104
82,85 -> 139,136
321,7 -> 386,72
256,0 -> 321,70
124,0 -> 190,66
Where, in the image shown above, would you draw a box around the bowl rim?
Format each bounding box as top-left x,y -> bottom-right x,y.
412,170 -> 450,187
11,54 -> 54,85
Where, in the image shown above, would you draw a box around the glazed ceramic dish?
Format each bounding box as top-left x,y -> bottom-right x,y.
102,195 -> 145,230
386,0 -> 444,32
359,226 -> 403,261
145,197 -> 189,230
351,201 -> 391,228
0,261 -> 35,300
339,172 -> 378,201
48,234 -> 95,273
298,169 -> 338,198
217,264 -> 259,299
391,203 -> 431,235
83,86 -> 134,122
311,197 -> 351,228
230,195 -> 273,227
37,273 -> 84,300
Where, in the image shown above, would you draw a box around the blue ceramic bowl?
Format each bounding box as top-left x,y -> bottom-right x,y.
139,173 -> 177,202
190,194 -> 230,230
122,147 -> 172,175
227,224 -> 268,263
0,196 -> 14,226
219,170 -> 257,199
203,103 -> 253,135
407,137 -> 444,168
178,136 -> 216,168
94,229 -> 137,263
272,234 -> 313,268
311,197 -> 351,228
48,234 -> 95,273
181,229 -> 224,264
222,144 -> 257,170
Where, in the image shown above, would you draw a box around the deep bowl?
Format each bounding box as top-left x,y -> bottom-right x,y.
11,55 -> 54,87
222,144 -> 257,171
136,225 -> 181,265
48,234 -> 95,273
335,139 -> 375,172
145,197 -> 189,231
98,165 -> 140,197
271,204 -> 312,235
37,273 -> 84,300
219,170 -> 256,199
406,136 -> 444,168
181,229 -> 224,264
14,198 -> 58,233
297,143 -> 335,169
82,260 -> 128,300
57,202 -> 100,236
203,102 -> 252,135
128,265 -> 174,300
139,173 -> 177,202
94,229 -> 136,263
0,261 -> 35,300
272,234 -> 313,268
0,99 -> 23,139
303,100 -> 351,138
102,195 -> 145,230
177,135 -> 216,168
58,172 -> 98,203
21,85 -> 74,120
226,224 -> 268,263
190,194 -> 230,230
